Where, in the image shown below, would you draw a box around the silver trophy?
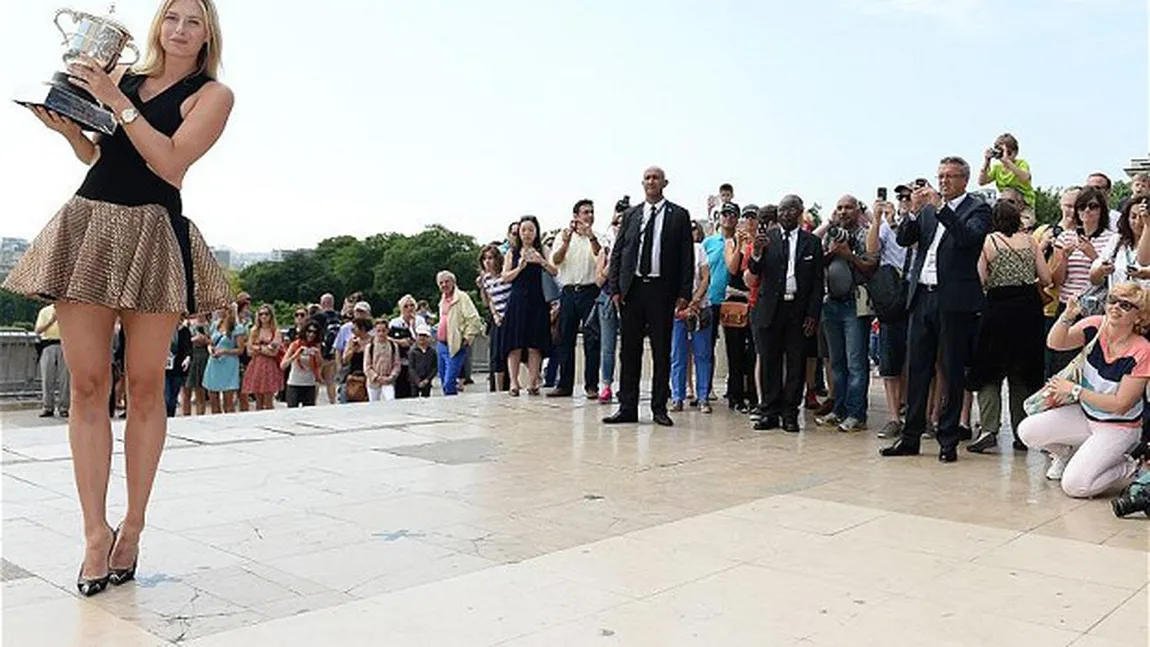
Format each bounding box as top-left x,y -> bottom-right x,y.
14,5 -> 140,135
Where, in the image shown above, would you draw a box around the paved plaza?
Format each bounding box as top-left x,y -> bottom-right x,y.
2,382 -> 1147,646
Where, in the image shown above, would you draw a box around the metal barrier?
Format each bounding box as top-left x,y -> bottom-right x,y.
0,331 -> 40,396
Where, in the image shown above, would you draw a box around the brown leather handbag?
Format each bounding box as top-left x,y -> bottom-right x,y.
345,372 -> 369,402
719,301 -> 750,328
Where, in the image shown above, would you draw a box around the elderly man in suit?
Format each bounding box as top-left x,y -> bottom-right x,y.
882,156 -> 991,463
604,166 -> 695,427
748,194 -> 824,432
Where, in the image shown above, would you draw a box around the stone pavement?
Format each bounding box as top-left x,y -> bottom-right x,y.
2,385 -> 1147,646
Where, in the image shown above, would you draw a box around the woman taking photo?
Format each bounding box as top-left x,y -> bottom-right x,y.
280,320 -> 323,407
241,304 -> 284,410
501,216 -> 558,396
1019,283 -> 1150,498
966,200 -> 1051,454
1,0 -> 233,596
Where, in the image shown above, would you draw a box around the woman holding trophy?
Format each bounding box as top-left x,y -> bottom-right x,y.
2,0 -> 233,597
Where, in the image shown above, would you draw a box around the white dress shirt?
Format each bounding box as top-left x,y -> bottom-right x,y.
552,230 -> 600,286
918,193 -> 967,286
635,200 -> 666,277
782,227 -> 799,295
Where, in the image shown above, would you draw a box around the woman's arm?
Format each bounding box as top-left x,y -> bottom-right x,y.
109,82 -> 233,187
1033,237 -> 1053,287
691,263 -> 710,306
1046,309 -> 1089,351
279,341 -> 299,370
1078,375 -> 1149,414
978,246 -> 990,285
724,239 -> 743,276
501,250 -> 523,283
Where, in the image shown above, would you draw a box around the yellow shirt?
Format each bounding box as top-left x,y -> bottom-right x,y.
988,158 -> 1035,207
35,305 -> 61,340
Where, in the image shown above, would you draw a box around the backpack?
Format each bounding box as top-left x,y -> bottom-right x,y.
867,264 -> 907,322
321,315 -> 342,360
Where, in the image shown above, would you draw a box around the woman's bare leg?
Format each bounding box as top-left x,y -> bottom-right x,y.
110,311 -> 179,572
507,350 -> 522,391
223,390 -> 236,413
528,349 -> 543,390
55,302 -> 118,580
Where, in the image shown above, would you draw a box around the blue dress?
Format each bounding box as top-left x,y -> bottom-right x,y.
500,250 -> 552,355
201,327 -> 243,392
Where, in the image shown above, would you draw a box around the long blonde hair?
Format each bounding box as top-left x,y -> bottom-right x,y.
133,0 -> 224,79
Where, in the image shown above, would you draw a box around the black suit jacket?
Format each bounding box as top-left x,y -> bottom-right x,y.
608,200 -> 695,302
748,228 -> 824,328
897,194 -> 991,313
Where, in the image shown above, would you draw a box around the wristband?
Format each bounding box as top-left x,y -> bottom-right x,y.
1071,385 -> 1083,402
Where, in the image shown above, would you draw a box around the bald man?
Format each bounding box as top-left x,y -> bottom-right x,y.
604,166 -> 696,426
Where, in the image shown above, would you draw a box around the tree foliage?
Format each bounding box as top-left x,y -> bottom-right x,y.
0,290 -> 41,329
1033,179 -> 1131,227
237,225 -> 484,322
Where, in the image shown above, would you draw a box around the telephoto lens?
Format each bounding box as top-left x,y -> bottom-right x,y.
1111,471 -> 1150,518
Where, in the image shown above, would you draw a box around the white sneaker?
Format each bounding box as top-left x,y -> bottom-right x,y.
1046,449 -> 1071,481
816,413 -> 843,427
838,417 -> 867,433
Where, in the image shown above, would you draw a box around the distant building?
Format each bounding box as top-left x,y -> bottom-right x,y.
211,247 -> 232,269
0,238 -> 30,276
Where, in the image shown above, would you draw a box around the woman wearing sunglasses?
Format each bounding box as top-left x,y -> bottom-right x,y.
280,321 -> 324,407
1018,282 -> 1150,497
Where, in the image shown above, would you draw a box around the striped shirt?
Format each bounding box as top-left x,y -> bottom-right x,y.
1058,229 -> 1116,303
1078,316 -> 1150,425
483,273 -> 512,317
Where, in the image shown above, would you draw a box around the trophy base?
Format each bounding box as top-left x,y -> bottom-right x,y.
13,80 -> 117,136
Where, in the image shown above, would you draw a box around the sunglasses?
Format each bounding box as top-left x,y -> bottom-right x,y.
295,312 -> 306,317
1082,202 -> 1103,212
1108,296 -> 1138,312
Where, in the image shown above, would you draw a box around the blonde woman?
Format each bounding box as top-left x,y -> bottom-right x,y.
241,304 -> 284,410
2,0 -> 233,596
1019,282 -> 1150,497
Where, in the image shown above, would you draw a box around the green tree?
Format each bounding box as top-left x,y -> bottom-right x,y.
0,291 -> 42,327
1034,186 -> 1063,227
237,225 -> 482,324
1110,179 -> 1132,211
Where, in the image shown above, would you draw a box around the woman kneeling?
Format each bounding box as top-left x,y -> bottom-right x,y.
1019,282 -> 1150,498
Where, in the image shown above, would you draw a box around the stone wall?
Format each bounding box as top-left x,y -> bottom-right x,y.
0,332 -> 39,396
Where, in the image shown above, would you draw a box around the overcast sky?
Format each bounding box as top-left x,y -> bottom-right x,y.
1,0 -> 1145,252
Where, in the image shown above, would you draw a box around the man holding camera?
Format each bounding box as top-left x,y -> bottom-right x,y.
549,200 -> 602,399
882,157 -> 991,463
748,194 -> 824,432
866,190 -> 909,438
816,196 -> 877,433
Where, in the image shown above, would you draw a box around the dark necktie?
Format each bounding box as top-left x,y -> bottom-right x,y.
639,205 -> 658,276
782,230 -> 791,260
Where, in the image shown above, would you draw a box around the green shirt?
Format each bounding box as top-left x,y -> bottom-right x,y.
988,158 -> 1035,207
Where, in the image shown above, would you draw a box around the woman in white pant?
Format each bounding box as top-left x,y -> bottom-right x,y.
1019,282 -> 1150,498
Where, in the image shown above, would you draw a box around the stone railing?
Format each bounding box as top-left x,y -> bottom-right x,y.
0,331 -> 40,396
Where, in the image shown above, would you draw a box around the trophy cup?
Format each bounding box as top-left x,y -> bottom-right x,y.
14,5 -> 140,136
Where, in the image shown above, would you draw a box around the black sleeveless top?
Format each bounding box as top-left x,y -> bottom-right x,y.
76,72 -> 213,219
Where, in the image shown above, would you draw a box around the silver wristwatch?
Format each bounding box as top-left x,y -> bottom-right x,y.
119,107 -> 139,125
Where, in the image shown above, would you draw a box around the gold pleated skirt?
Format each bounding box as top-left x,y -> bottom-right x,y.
2,196 -> 233,315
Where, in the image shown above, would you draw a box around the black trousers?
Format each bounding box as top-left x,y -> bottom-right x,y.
723,324 -> 756,408
557,286 -> 601,393
756,300 -> 806,421
618,278 -> 675,415
903,290 -> 979,450
286,385 -> 317,407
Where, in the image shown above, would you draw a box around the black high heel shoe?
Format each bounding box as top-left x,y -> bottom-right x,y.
76,527 -> 115,597
108,525 -> 138,586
